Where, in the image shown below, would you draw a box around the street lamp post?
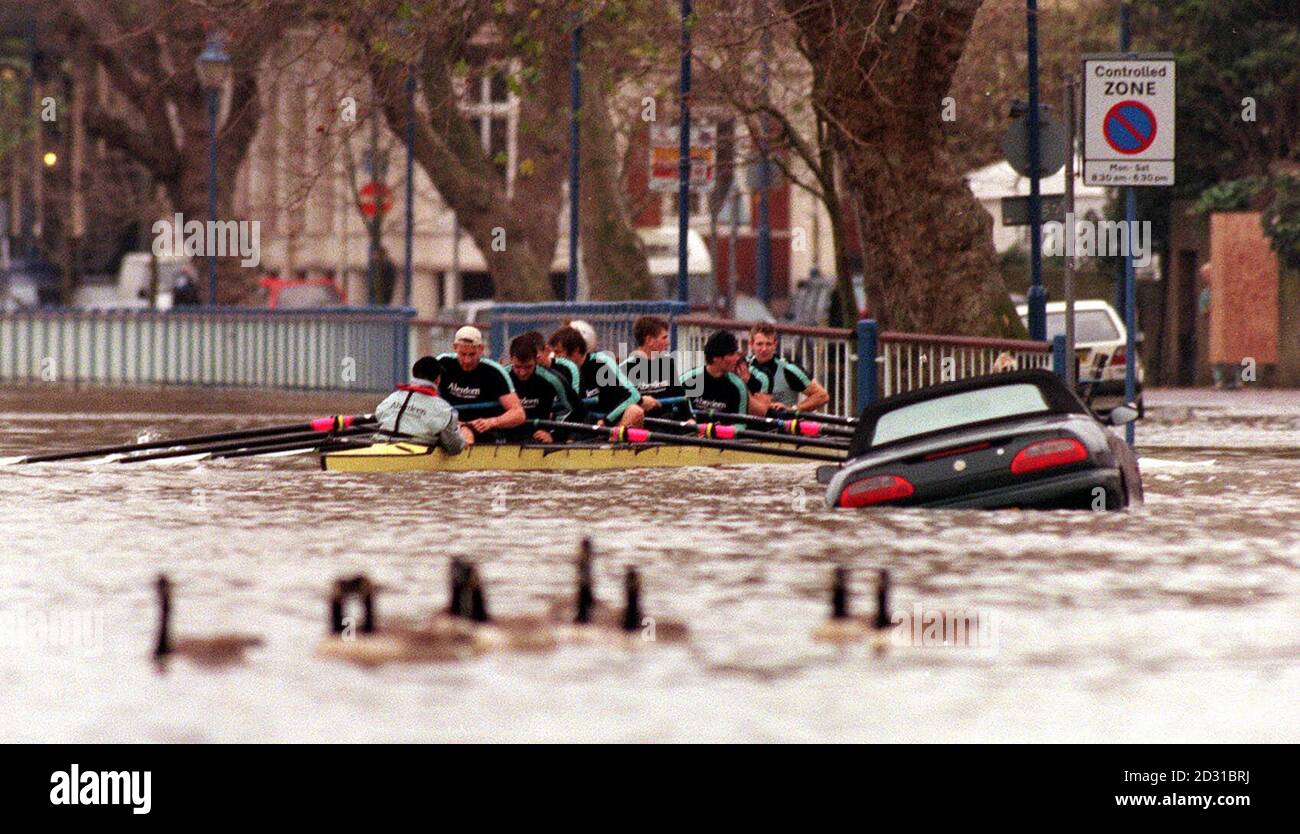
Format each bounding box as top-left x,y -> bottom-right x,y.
195,32 -> 231,306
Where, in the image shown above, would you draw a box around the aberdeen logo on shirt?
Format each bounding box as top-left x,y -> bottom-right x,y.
446,382 -> 483,400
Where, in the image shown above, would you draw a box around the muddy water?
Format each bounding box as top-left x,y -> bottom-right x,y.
0,386 -> 1296,742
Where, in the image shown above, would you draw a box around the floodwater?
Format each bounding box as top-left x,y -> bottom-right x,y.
1,386 -> 1296,742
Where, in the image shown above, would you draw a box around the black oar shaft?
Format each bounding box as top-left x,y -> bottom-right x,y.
17,414 -> 375,464
532,419 -> 844,463
118,426 -> 377,464
640,417 -> 848,451
693,409 -> 856,438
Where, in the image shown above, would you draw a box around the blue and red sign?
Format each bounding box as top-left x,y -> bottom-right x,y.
1103,100 -> 1157,155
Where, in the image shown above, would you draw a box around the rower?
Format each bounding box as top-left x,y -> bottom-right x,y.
549,325 -> 644,428
680,330 -> 770,423
745,322 -> 830,413
506,332 -> 574,444
437,325 -> 525,445
372,356 -> 467,453
620,315 -> 688,420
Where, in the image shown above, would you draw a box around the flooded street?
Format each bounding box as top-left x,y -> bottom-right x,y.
1,386 -> 1296,743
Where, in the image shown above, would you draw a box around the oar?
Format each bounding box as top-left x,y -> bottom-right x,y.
756,407 -> 860,428
6,414 -> 375,465
689,409 -> 856,439
212,436 -> 380,461
117,425 -> 379,464
640,416 -> 849,451
531,419 -> 845,463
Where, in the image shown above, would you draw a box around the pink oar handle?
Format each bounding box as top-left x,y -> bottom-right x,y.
310,415 -> 357,433
612,427 -> 651,443
700,423 -> 738,440
793,420 -> 823,438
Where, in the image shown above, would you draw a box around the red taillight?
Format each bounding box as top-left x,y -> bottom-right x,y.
1109,346 -> 1127,366
1010,438 -> 1088,474
838,475 -> 914,508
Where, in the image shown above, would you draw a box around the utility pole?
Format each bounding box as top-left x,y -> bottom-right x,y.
676,0 -> 692,304
1120,0 -> 1137,446
1063,73 -> 1078,389
1025,0 -> 1046,340
755,0 -> 772,306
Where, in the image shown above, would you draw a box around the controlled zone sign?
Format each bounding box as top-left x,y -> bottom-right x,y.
1082,54 -> 1175,187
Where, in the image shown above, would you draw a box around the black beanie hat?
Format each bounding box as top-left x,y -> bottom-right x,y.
703,330 -> 739,361
411,356 -> 441,383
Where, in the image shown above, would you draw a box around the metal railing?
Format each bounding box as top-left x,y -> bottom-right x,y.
677,315 -> 859,417
680,316 -> 1056,417
0,307 -> 413,392
877,331 -> 1055,398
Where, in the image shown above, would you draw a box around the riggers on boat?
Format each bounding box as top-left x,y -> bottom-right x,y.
320,440 -> 815,473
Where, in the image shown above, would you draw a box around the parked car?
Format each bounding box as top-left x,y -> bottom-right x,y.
822,368 -> 1143,510
1016,299 -> 1144,415
259,273 -> 346,309
1,256 -> 62,309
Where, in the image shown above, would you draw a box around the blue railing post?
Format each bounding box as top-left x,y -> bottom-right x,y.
855,318 -> 878,413
1051,334 -> 1067,381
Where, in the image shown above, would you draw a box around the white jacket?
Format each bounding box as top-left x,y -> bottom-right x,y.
373,380 -> 466,454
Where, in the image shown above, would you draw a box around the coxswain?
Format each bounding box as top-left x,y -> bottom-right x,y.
549,325 -> 644,428
744,322 -> 830,413
436,325 -> 525,445
371,356 -> 466,454
620,315 -> 687,420
506,332 -> 574,444
680,330 -> 769,423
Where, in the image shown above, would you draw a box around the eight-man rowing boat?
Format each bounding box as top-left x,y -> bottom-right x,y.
320,441 -> 814,473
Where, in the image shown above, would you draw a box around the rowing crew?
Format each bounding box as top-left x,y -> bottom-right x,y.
374,318 -> 830,451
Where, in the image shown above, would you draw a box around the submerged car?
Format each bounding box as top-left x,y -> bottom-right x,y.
823,369 -> 1143,510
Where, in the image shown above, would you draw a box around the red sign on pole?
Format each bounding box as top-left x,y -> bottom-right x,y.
359,181 -> 393,217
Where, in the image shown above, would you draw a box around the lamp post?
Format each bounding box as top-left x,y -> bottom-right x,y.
195,32 -> 231,306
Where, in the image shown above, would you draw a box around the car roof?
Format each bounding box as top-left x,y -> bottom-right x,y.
1015,300 -> 1117,315
847,368 -> 1090,456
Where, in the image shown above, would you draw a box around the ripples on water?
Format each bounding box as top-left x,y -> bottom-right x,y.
0,392 -> 1296,742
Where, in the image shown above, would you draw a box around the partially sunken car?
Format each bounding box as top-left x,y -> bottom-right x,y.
823,369 -> 1143,510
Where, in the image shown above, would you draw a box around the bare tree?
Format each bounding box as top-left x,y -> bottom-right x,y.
57,0 -> 290,303
782,0 -> 1023,336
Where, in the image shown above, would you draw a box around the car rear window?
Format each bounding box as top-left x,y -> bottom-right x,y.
1035,310 -> 1120,343
872,383 -> 1052,446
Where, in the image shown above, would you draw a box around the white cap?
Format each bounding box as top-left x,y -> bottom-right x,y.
453,325 -> 484,346
569,320 -> 597,352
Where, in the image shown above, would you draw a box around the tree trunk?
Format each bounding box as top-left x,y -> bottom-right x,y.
578,70 -> 653,300
166,147 -> 257,305
784,0 -> 1022,337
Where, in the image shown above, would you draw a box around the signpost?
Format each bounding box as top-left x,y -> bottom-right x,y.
649,123 -> 716,193
1082,54 -> 1175,187
1084,44 -> 1174,446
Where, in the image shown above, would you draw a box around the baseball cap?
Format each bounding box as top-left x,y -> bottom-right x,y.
454,325 -> 484,346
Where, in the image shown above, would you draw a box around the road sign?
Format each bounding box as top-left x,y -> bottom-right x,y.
649,122 -> 716,193
359,181 -> 393,218
1083,53 -> 1175,186
1001,112 -> 1067,178
1001,194 -> 1067,226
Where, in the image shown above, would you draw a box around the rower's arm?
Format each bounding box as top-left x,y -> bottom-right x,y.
491,393 -> 526,429
796,380 -> 830,412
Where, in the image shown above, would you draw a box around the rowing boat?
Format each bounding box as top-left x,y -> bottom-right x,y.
320,441 -> 814,473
